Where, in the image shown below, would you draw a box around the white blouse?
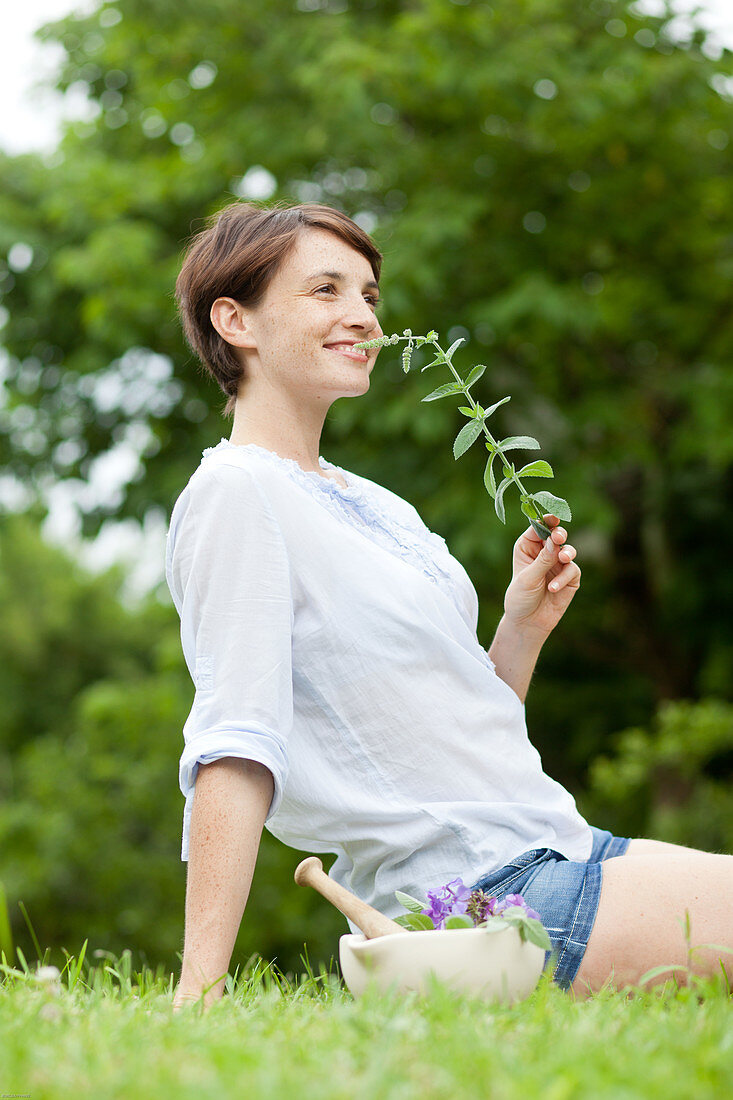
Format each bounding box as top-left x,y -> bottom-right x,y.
165,439 -> 592,930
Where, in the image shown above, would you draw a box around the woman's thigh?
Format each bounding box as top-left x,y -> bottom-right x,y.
625,836 -> 721,857
572,848 -> 733,997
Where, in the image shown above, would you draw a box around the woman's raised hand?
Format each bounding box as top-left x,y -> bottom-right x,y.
502,515 -> 581,638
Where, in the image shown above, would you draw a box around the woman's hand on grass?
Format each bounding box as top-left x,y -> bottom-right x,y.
503,515 -> 580,637
172,981 -> 223,1013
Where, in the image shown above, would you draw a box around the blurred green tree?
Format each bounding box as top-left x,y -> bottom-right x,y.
0,509 -> 154,755
0,0 -> 731,952
580,698 -> 733,852
0,514 -> 346,973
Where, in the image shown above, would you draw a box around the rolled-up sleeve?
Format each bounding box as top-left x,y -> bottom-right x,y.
166,462 -> 294,860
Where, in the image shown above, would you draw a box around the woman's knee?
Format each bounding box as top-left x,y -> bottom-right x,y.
570,851 -> 733,996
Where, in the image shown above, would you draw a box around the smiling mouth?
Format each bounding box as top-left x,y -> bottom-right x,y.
325,345 -> 369,363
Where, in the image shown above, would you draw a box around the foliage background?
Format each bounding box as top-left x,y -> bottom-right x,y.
0,0 -> 731,975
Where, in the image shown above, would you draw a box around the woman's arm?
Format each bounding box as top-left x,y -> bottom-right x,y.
488,614 -> 546,705
174,756 -> 274,1010
488,517 -> 581,703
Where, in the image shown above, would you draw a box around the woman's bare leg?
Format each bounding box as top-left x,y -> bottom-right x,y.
625,837 -> 722,857
570,849 -> 733,997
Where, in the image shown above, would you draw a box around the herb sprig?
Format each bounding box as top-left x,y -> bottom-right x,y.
356,330 -> 572,541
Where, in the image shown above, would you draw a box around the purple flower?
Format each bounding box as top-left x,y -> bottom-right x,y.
444,877 -> 473,912
421,877 -> 473,929
418,880 -> 542,929
422,894 -> 450,929
494,893 -> 541,921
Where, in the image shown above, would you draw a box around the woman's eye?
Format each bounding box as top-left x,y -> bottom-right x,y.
315,285 -> 381,307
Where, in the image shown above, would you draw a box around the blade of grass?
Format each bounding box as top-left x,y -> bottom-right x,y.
67,939 -> 88,992
0,958 -> 27,982
638,963 -> 690,985
15,945 -> 30,975
689,943 -> 733,957
0,881 -> 14,965
17,900 -> 42,963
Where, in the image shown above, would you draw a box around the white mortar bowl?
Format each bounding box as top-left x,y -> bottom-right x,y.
339,925 -> 545,1002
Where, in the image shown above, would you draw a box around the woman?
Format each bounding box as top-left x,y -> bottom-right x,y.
167,200 -> 732,1008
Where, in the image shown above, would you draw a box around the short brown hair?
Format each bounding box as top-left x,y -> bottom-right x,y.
174,200 -> 383,417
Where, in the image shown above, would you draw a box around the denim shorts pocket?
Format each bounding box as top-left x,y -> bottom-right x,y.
469,848 -> 554,896
506,847 -> 552,870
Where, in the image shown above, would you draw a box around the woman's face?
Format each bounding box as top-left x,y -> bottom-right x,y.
235,227 -> 384,404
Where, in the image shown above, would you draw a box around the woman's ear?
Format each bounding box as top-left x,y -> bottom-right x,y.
210,297 -> 257,350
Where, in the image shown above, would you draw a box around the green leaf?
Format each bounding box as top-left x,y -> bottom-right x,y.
516,460 -> 554,479
421,381 -> 464,402
494,475 -> 513,523
445,337 -> 465,359
482,395 -> 512,419
463,363 -> 487,391
420,355 -> 446,372
477,918 -> 510,933
401,913 -> 436,932
498,435 -> 540,451
530,491 -> 572,522
457,406 -> 474,416
531,518 -> 553,539
522,500 -> 552,538
497,908 -> 552,951
444,915 -> 474,929
453,418 -> 485,459
522,918 -> 552,951
394,889 -> 428,913
484,453 -> 498,499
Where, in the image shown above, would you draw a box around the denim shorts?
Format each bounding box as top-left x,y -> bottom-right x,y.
469,825 -> 630,990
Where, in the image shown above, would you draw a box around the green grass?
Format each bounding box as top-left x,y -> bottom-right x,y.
1,945 -> 731,1099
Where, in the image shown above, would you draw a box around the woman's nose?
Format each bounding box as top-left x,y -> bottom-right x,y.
343,295 -> 380,331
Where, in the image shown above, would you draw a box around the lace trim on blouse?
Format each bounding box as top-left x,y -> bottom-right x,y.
202,439 -> 464,609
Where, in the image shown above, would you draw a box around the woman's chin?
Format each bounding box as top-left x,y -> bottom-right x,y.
333,374 -> 371,398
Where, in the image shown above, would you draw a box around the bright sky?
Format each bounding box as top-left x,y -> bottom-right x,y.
1,0 -> 732,601
0,1 -> 99,155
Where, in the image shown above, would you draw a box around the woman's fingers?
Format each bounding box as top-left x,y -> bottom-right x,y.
545,523 -> 576,560
548,561 -> 581,592
546,526 -> 579,592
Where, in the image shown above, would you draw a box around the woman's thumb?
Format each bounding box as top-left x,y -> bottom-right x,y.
528,536 -> 557,579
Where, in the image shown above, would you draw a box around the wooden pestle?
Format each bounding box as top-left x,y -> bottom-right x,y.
294,856 -> 405,939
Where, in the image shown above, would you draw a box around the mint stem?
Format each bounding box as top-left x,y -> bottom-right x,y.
355,331 -> 554,536
421,337 -> 547,531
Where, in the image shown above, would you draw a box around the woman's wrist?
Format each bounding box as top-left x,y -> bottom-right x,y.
488,615 -> 547,704
499,612 -> 551,645
174,962 -> 228,1008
